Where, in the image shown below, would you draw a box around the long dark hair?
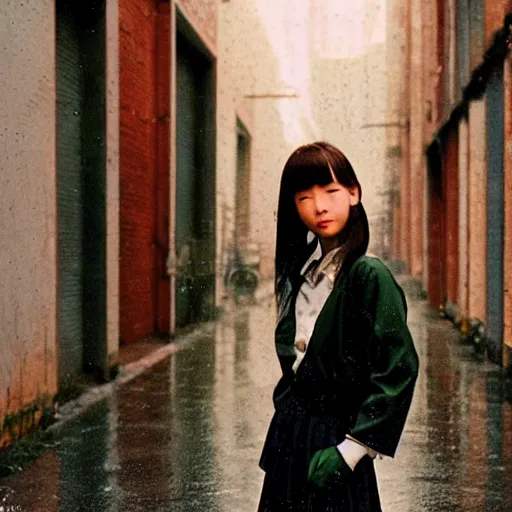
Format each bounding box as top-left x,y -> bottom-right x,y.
275,141 -> 370,305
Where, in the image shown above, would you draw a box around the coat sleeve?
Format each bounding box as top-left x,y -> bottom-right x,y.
347,258 -> 419,457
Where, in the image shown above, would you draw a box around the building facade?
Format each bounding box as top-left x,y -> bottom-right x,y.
389,0 -> 512,370
0,0 -> 220,448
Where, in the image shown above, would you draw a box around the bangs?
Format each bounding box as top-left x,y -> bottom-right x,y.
282,145 -> 335,194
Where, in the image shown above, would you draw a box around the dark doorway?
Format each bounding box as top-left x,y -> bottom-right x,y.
427,141 -> 445,310
235,120 -> 251,244
175,31 -> 216,328
442,127 -> 459,308
486,65 -> 505,363
56,0 -> 107,385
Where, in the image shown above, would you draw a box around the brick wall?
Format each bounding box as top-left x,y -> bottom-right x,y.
119,0 -> 158,344
119,0 -> 171,343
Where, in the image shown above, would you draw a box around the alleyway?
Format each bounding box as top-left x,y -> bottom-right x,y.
0,288 -> 511,512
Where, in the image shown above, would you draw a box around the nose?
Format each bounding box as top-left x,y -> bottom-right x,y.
313,193 -> 328,214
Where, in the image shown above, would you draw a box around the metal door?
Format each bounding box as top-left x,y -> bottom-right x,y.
486,64 -> 505,362
56,2 -> 85,386
175,34 -> 216,328
56,1 -> 107,384
81,1 -> 107,378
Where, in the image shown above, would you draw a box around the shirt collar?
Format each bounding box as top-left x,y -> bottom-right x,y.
300,242 -> 343,286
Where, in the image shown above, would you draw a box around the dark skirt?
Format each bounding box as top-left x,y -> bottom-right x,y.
258,378 -> 382,512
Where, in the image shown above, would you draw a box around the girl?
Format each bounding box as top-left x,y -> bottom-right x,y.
258,142 -> 419,511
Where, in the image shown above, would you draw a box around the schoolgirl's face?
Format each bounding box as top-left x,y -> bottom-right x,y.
294,178 -> 359,246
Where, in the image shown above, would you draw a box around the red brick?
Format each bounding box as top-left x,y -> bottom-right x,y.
119,0 -> 163,343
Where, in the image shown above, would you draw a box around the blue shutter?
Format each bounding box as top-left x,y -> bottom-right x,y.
486,64 -> 505,362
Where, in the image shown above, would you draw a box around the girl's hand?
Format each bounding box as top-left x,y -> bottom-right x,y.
307,446 -> 353,489
295,339 -> 307,353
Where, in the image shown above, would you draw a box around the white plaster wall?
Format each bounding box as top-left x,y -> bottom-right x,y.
311,0 -> 392,258
217,0 -> 319,287
0,1 -> 57,420
218,0 -> 397,284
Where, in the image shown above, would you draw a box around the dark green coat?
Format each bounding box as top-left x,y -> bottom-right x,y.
258,256 -> 419,511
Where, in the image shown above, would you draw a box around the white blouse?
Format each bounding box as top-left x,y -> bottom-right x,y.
294,242 -> 340,367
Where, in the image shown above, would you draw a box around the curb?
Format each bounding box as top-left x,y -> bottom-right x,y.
48,323 -> 216,435
47,280 -> 275,435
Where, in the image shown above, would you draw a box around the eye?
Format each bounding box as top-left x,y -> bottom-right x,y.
327,188 -> 340,194
298,195 -> 310,202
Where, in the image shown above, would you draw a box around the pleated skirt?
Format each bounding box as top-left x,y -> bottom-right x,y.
258,389 -> 382,512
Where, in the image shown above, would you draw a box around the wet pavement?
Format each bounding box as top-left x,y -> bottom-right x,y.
1,289 -> 511,511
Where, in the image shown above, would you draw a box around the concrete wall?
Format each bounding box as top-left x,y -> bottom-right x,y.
177,0 -> 217,50
106,0 -> 120,367
467,99 -> 487,323
386,0 -> 407,262
399,0 -> 412,267
504,55 -> 512,366
458,118 -> 470,321
0,1 -> 58,440
217,0 -> 258,300
409,0 -> 425,280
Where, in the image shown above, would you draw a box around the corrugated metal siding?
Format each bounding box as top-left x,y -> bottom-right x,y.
56,2 -> 85,385
486,64 -> 505,361
56,1 -> 108,381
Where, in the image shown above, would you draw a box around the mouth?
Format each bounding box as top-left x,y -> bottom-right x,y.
316,220 -> 333,229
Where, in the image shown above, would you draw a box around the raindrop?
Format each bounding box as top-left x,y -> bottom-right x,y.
73,111 -> 78,116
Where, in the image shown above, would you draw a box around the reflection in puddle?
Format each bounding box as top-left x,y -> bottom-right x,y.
1,299 -> 511,511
